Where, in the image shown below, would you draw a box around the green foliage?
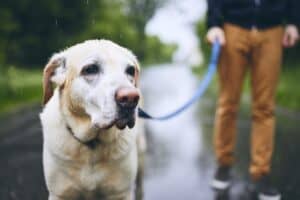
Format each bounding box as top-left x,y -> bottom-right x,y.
277,65 -> 300,111
85,0 -> 142,58
0,0 -> 172,68
0,67 -> 42,113
0,0 -> 98,67
125,0 -> 167,59
144,36 -> 177,65
279,41 -> 300,110
196,19 -> 210,67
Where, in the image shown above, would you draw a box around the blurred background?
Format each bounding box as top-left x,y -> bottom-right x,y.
0,0 -> 300,199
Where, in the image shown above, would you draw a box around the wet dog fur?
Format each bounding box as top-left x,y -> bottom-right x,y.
40,40 -> 146,200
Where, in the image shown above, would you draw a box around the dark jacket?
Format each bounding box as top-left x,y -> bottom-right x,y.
207,0 -> 300,29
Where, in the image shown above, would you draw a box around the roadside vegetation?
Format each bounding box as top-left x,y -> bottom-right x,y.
277,64 -> 300,111
0,67 -> 42,114
196,20 -> 300,111
0,0 -> 176,114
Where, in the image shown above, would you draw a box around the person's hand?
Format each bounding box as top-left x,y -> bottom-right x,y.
206,27 -> 226,45
283,25 -> 299,48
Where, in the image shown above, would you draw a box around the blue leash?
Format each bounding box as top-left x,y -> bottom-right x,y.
138,40 -> 221,120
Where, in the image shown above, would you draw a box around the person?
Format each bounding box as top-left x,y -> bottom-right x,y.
206,0 -> 299,199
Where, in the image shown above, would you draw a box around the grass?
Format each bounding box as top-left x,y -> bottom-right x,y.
0,67 -> 42,114
277,65 -> 300,111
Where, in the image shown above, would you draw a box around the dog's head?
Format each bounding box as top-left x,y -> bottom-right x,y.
43,40 -> 140,132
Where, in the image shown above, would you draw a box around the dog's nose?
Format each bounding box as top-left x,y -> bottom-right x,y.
115,87 -> 140,108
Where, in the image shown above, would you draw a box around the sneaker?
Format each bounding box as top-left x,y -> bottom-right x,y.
211,165 -> 231,190
247,175 -> 281,200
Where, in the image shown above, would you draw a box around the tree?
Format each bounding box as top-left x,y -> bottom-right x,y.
0,0 -> 172,68
0,0 -> 99,67
125,0 -> 167,59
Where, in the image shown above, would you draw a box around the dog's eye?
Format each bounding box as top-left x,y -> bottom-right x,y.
125,65 -> 135,77
81,64 -> 100,76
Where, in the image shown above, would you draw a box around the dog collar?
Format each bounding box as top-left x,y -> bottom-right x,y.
66,124 -> 99,149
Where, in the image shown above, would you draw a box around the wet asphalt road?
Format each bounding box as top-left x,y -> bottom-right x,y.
1,65 -> 300,200
0,105 -> 47,200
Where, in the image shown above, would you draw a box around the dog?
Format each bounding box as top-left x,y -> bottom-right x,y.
40,40 -> 146,200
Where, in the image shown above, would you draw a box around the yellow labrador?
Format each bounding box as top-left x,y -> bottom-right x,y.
40,40 -> 146,200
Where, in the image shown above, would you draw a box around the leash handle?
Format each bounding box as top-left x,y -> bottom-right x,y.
138,40 -> 221,120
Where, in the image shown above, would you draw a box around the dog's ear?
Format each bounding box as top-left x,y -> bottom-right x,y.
133,61 -> 140,87
43,53 -> 66,105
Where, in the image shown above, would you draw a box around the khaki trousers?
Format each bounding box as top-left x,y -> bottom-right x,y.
214,23 -> 283,180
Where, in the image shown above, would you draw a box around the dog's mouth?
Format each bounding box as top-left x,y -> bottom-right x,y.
114,108 -> 136,130
94,115 -> 135,131
94,108 -> 136,131
115,116 -> 135,130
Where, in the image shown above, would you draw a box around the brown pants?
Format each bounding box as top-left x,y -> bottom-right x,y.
214,23 -> 284,180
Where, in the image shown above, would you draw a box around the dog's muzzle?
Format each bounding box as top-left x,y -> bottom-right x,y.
115,87 -> 140,129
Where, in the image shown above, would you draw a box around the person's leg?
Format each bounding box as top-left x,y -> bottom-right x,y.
212,24 -> 251,190
249,26 -> 283,180
214,24 -> 250,168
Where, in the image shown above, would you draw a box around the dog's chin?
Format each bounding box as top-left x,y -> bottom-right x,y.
115,116 -> 136,130
92,115 -> 136,131
95,117 -> 135,131
99,121 -> 116,130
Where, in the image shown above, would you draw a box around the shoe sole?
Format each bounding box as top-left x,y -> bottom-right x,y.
211,179 -> 230,190
258,193 -> 281,200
